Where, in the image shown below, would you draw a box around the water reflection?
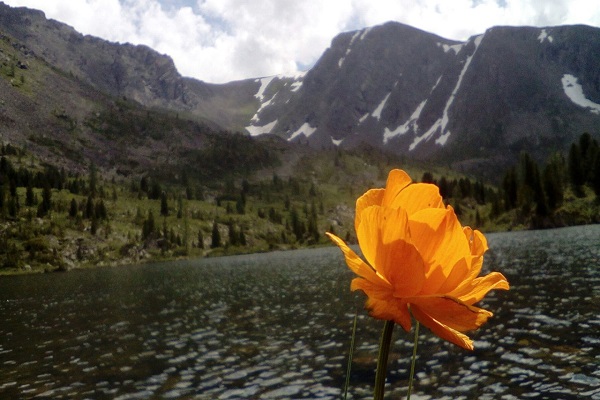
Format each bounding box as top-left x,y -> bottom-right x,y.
1,225 -> 599,399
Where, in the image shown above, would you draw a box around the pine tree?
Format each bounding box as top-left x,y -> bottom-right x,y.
578,132 -> 597,182
458,178 -> 472,198
25,182 -> 35,207
211,221 -> 221,248
236,195 -> 245,214
95,200 -> 107,220
160,191 -> 169,216
140,176 -> 149,193
438,176 -> 450,199
543,162 -> 564,211
142,210 -> 155,240
89,162 -> 97,198
183,211 -> 190,254
91,215 -> 98,236
421,172 -> 434,184
228,221 -> 238,246
177,195 -> 183,219
592,154 -> 600,198
239,228 -> 247,246
197,229 -> 204,249
290,207 -> 305,241
8,194 -> 18,218
490,193 -> 502,218
85,195 -> 94,219
37,184 -> 52,217
69,198 -> 78,218
502,167 -> 518,210
150,182 -> 162,200
568,143 -> 586,197
518,153 -> 548,217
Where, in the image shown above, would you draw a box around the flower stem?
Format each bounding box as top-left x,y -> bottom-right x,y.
374,320 -> 394,400
344,308 -> 358,400
406,321 -> 420,400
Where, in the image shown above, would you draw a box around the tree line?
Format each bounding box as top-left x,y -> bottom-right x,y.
419,132 -> 600,229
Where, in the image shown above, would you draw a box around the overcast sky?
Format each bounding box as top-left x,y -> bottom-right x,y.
4,0 -> 600,83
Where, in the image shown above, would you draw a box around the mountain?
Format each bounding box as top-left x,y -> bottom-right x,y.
0,2 -> 291,182
0,2 -> 263,132
1,2 -> 600,179
247,22 -> 600,176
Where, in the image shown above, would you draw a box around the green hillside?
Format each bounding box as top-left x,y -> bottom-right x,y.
1,131 -> 599,275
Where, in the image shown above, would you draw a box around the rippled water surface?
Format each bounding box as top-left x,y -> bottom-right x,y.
1,225 -> 599,399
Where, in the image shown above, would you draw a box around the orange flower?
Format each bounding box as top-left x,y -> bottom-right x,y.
327,169 -> 509,350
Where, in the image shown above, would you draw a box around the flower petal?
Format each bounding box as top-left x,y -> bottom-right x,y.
436,257 -> 471,294
409,295 -> 493,332
387,183 -> 444,215
381,169 -> 412,207
464,226 -> 488,258
408,207 -> 471,294
451,272 -> 510,305
325,232 -> 391,288
356,206 -> 425,297
410,304 -> 475,350
352,278 -> 412,331
355,188 -> 385,232
451,255 -> 484,293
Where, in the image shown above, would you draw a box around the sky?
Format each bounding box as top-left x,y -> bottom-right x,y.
3,0 -> 600,83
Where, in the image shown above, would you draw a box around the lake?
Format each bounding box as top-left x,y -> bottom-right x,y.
1,225 -> 599,399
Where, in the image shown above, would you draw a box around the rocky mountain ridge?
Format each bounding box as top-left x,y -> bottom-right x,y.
1,2 -> 600,178
248,22 -> 600,172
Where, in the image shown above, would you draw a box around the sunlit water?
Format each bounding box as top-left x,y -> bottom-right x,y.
1,225 -> 599,399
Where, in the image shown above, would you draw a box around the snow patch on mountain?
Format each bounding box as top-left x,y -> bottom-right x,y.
383,99 -> 427,144
290,80 -> 302,92
443,34 -> 484,127
359,27 -> 372,41
372,92 -> 391,120
358,113 -> 369,124
252,93 -> 277,121
562,74 -> 600,114
282,70 -> 307,80
282,71 -> 305,92
435,131 -> 451,145
349,30 -> 361,45
433,75 -> 443,90
249,73 -> 305,127
439,42 -> 464,54
410,119 -> 441,151
289,122 -> 317,141
331,136 -> 344,146
254,76 -> 275,101
538,29 -> 554,43
339,31 -> 362,68
410,34 -> 485,151
246,120 -> 278,136
250,89 -> 277,124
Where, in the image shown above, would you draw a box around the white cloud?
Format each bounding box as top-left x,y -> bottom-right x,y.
3,0 -> 600,83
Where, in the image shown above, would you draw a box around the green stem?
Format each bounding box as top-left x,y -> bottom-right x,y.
374,320 -> 395,400
344,309 -> 358,400
406,321 -> 420,400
